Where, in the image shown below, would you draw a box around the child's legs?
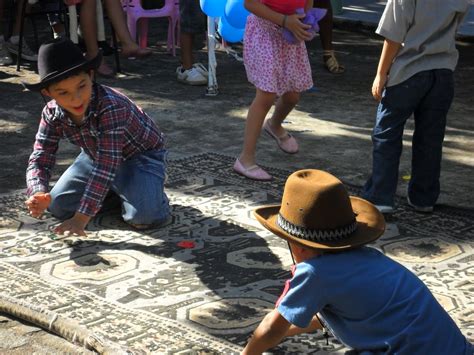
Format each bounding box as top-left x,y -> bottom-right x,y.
240,88 -> 276,166
48,150 -> 93,220
179,0 -> 206,69
268,91 -> 300,136
409,69 -> 454,207
112,149 -> 169,225
363,81 -> 421,206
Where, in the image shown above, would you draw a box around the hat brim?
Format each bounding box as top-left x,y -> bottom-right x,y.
254,196 -> 385,250
22,52 -> 102,92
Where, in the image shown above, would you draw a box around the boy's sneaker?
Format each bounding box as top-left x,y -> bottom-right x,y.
176,65 -> 207,85
0,44 -> 13,65
6,38 -> 38,61
407,196 -> 434,213
374,205 -> 395,214
193,62 -> 208,77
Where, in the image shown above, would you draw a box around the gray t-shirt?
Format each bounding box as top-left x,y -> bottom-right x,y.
377,0 -> 470,87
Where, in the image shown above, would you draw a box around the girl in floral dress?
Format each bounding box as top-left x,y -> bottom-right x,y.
234,0 -> 314,181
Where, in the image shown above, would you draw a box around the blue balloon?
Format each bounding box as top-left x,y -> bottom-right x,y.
200,0 -> 226,17
224,0 -> 250,29
218,16 -> 245,43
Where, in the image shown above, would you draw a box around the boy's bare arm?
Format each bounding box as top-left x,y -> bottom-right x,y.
242,309 -> 290,354
285,315 -> 322,336
372,38 -> 402,101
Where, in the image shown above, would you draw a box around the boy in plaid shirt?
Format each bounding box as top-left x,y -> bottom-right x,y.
24,39 -> 169,237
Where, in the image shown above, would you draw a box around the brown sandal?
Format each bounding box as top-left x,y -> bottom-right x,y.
323,50 -> 345,74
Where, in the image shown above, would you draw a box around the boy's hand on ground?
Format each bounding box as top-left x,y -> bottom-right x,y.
25,192 -> 51,218
53,212 -> 91,237
286,14 -> 312,42
372,73 -> 387,101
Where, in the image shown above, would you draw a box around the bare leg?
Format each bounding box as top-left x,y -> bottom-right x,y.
80,0 -> 114,76
268,91 -> 300,137
80,0 -> 99,58
9,0 -> 30,36
103,0 -> 151,57
314,0 -> 344,73
315,0 -> 333,51
239,88 -> 276,168
180,32 -> 193,70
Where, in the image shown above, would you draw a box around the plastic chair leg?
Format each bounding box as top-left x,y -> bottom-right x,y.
138,18 -> 148,48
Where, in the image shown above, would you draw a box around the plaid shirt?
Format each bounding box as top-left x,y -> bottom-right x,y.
26,83 -> 165,217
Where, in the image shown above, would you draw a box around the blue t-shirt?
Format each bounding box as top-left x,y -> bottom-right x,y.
277,247 -> 472,354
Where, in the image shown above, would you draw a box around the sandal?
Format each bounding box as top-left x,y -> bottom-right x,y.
323,50 -> 345,74
263,119 -> 299,154
233,158 -> 272,181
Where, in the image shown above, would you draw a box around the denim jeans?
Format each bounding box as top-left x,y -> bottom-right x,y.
49,149 -> 170,225
362,69 -> 454,207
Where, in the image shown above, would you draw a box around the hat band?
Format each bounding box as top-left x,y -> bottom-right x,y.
277,214 -> 357,242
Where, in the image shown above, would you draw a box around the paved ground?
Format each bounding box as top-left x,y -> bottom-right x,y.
0,12 -> 473,354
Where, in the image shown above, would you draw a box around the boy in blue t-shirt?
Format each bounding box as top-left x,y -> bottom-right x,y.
243,169 -> 472,354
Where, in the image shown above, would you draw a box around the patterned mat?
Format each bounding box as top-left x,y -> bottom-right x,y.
0,153 -> 472,353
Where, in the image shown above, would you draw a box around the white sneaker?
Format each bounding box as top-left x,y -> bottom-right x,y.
0,43 -> 13,65
6,39 -> 38,61
193,62 -> 208,77
176,65 -> 207,85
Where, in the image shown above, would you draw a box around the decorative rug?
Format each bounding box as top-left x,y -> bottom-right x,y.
0,153 -> 472,354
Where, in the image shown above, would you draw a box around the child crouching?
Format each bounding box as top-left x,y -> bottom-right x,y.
244,169 -> 472,354
24,39 -> 169,237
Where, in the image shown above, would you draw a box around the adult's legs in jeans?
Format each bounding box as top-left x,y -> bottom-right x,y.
112,149 -> 170,226
409,70 -> 454,207
48,151 -> 94,220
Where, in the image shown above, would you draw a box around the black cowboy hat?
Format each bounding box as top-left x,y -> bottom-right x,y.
22,38 -> 102,92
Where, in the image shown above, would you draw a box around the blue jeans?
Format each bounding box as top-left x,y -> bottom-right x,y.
49,149 -> 170,225
362,69 -> 454,207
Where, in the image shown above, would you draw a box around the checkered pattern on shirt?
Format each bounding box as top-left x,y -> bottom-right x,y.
26,84 -> 165,217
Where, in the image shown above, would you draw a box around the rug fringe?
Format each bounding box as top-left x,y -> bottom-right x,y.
0,293 -> 131,355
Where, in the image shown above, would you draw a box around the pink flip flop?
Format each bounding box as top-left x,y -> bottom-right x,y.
263,119 -> 299,154
233,158 -> 272,181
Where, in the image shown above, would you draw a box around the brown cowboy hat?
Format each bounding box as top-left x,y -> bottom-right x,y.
22,38 -> 101,92
254,169 -> 385,250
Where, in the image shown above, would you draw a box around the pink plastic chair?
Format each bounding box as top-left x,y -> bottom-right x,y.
122,0 -> 179,56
